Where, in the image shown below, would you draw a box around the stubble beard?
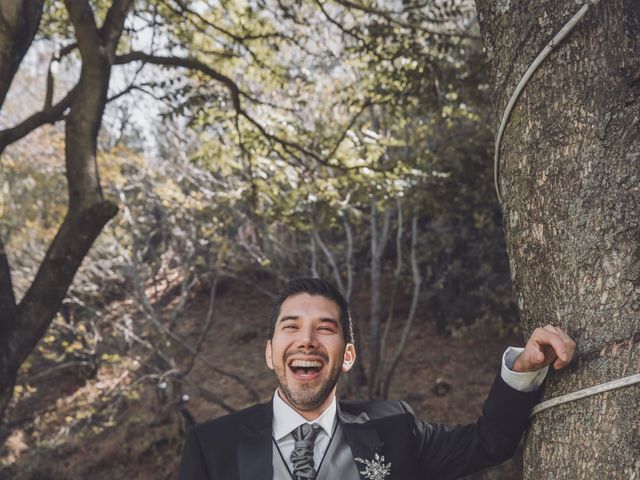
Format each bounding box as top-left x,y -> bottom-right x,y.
276,360 -> 342,412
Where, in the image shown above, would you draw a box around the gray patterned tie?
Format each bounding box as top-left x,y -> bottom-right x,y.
290,423 -> 322,480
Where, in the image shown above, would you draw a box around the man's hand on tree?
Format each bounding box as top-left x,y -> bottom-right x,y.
513,325 -> 576,372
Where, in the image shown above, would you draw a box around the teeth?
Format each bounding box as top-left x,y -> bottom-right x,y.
291,360 -> 323,368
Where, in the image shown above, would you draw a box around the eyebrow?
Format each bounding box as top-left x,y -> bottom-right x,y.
278,316 -> 339,326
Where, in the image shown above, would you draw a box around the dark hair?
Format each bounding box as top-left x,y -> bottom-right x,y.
268,277 -> 354,344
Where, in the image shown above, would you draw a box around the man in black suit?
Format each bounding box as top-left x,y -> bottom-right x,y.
178,278 -> 575,479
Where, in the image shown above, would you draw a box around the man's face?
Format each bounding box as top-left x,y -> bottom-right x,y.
265,293 -> 355,415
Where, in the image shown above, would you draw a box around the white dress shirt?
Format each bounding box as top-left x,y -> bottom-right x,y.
501,346 -> 549,392
272,346 -> 548,474
272,389 -> 337,474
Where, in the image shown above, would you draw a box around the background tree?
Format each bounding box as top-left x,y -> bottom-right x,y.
0,0 -> 131,425
476,1 -> 639,478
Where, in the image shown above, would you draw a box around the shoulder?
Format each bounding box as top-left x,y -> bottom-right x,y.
191,402 -> 271,440
339,399 -> 415,421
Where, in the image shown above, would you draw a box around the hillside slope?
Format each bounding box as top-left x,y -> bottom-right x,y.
1,279 -> 526,479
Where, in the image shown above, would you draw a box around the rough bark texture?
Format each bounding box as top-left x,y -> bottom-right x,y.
476,1 -> 640,478
0,0 -> 44,108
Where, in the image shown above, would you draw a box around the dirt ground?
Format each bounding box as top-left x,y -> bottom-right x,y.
1,278 -> 527,479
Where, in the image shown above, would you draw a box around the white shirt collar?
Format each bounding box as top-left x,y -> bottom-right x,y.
272,388 -> 337,441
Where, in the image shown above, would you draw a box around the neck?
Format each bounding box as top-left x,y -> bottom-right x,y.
277,387 -> 337,421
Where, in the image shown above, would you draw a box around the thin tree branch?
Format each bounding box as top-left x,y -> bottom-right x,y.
181,274 -> 220,376
310,236 -> 319,278
341,211 -> 354,302
25,360 -> 93,382
382,215 -> 422,398
368,199 -> 392,396
312,230 -> 346,295
330,0 -> 476,37
55,42 -> 78,60
168,0 -> 284,42
325,100 -> 371,161
114,51 -> 244,110
115,52 -> 393,173
0,240 -> 17,333
313,0 -> 366,43
116,190 -> 260,402
377,198 -> 403,393
101,0 -> 134,50
0,85 -> 77,154
219,272 -> 277,300
43,43 -> 78,110
178,376 -> 235,413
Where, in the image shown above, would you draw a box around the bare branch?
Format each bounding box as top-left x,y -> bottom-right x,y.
114,55 -> 387,173
377,198 -> 403,393
25,360 -> 93,383
0,85 -> 76,154
382,215 -> 422,398
101,0 -> 135,50
341,211 -> 354,302
330,0 -> 477,38
106,81 -> 156,104
115,51 -> 243,110
178,376 -> 235,413
313,0 -> 366,43
0,240 -> 16,333
115,51 -> 324,166
312,230 -> 346,295
168,0 -> 283,42
181,275 -> 220,376
368,199 -> 393,396
56,42 -> 78,60
325,99 -> 371,161
44,61 -> 53,108
220,272 -> 277,300
115,191 -> 260,403
310,236 -> 319,278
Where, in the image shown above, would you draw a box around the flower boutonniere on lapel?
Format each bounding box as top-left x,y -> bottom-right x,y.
355,452 -> 392,480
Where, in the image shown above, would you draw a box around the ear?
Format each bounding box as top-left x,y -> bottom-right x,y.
265,340 -> 274,370
342,343 -> 356,373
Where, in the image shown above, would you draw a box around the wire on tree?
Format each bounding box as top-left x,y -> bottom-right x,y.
493,0 -> 602,204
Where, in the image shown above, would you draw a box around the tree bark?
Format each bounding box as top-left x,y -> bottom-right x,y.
476,1 -> 640,478
368,200 -> 391,397
0,0 -> 44,109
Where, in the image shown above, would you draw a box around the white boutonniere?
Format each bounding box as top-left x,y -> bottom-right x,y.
354,452 -> 391,480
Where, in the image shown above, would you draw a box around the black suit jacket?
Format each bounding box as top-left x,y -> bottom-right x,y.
177,374 -> 540,480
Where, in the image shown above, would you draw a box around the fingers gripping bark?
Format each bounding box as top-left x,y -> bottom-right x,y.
514,325 -> 577,372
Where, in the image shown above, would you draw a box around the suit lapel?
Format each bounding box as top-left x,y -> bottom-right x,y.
338,402 -> 384,480
238,402 -> 273,480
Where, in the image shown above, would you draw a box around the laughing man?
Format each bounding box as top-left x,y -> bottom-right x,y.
178,277 -> 575,480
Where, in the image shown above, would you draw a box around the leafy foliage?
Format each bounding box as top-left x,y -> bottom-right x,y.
0,0 -> 518,476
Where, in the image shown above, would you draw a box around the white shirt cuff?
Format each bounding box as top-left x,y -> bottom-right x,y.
501,347 -> 549,392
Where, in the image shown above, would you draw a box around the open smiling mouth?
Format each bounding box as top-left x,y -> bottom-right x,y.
288,359 -> 324,380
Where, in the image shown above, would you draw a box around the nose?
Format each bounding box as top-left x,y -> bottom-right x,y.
295,324 -> 318,350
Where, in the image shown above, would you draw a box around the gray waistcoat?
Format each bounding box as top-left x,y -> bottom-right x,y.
272,423 -> 361,480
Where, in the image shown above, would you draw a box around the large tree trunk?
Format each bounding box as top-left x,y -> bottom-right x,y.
476,1 -> 639,478
0,0 -> 132,427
